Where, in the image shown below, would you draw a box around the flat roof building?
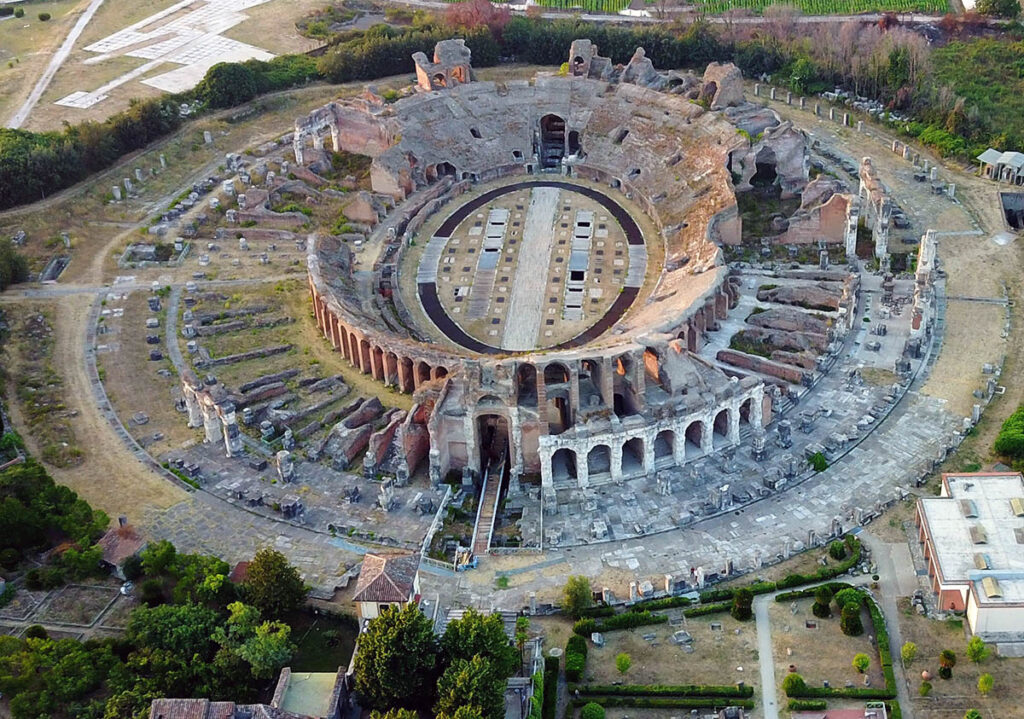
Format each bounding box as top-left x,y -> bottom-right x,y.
916,472 -> 1024,642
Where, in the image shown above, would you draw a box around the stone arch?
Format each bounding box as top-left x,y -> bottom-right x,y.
399,356 -> 414,393
654,429 -> 675,465
433,72 -> 447,88
712,408 -> 730,448
433,366 -> 448,380
477,412 -> 510,472
552,447 -> 577,482
752,145 -> 778,188
544,362 -> 570,385
546,391 -> 571,435
568,130 -> 582,156
685,420 -> 704,455
739,396 -> 756,424
587,444 -> 611,478
540,114 -> 567,169
516,363 -> 538,407
385,351 -> 399,386
372,345 -> 385,382
359,339 -> 372,375
580,359 -> 604,408
643,347 -> 664,389
416,360 -> 432,386
622,437 -> 644,476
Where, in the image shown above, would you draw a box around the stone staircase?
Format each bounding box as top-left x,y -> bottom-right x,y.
471,454 -> 505,557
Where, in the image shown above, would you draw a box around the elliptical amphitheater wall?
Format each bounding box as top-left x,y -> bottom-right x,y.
301,40 -> 805,503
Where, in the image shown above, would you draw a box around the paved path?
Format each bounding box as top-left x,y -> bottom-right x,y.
503,186 -> 559,350
6,0 -> 106,128
754,593 -> 780,719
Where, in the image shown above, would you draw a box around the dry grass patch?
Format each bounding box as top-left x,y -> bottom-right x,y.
97,291 -> 196,456
898,601 -> 1024,719
770,597 -> 885,694
35,584 -> 118,626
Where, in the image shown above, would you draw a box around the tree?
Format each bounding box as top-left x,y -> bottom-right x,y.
140,539 -> 177,576
852,653 -> 870,673
833,587 -> 863,611
127,603 -> 220,658
197,62 -> 258,108
828,541 -> 847,560
437,708 -> 485,719
812,586 -> 832,618
967,635 -> 990,664
354,603 -> 438,710
241,548 -> 307,618
782,672 -> 807,696
616,652 -> 631,674
901,641 -> 917,665
976,0 -> 1020,17
580,703 -> 605,719
515,616 -> 529,674
731,587 -> 753,621
234,618 -> 294,679
371,711 -> 420,719
563,576 -> 592,618
440,608 -> 519,679
435,655 -> 506,719
840,602 -> 863,636
939,648 -> 957,679
121,554 -> 143,581
978,673 -> 993,696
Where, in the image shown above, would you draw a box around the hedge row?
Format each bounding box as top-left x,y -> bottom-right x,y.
631,595 -> 693,611
775,582 -> 854,603
565,634 -> 588,683
573,610 -> 667,636
698,581 -> 776,603
578,604 -> 617,618
570,697 -> 755,710
529,669 -> 543,719
790,686 -> 895,700
570,684 -> 754,698
865,596 -> 897,692
788,699 -> 827,710
683,601 -> 732,618
542,656 -> 559,719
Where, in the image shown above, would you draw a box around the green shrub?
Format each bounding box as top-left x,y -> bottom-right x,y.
829,540 -> 847,560
782,673 -> 807,696
631,595 -> 692,611
542,656 -> 559,719
808,451 -> 829,472
788,699 -> 827,710
565,635 -> 588,682
840,602 -> 864,636
574,611 -> 668,636
37,12 -> 50,21
571,697 -> 755,710
580,702 -> 605,719
683,601 -> 732,618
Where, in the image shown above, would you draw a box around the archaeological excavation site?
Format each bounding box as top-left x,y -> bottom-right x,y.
43,36 -> 972,580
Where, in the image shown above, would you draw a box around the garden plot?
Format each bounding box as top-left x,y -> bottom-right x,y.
580,612 -> 757,686
0,586 -> 52,621
769,596 -> 884,693
96,594 -> 139,629
34,584 -> 119,626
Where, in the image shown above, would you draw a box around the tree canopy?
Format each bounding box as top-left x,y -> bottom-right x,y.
440,608 -> 518,678
354,603 -> 439,710
241,547 -> 307,618
563,576 -> 593,618
435,655 -> 506,719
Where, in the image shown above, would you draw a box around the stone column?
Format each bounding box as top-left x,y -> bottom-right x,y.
769,87 -> 776,100
700,418 -> 714,455
751,387 -> 765,429
202,404 -> 221,444
220,406 -> 243,458
397,358 -> 412,394
183,387 -> 203,428
642,435 -> 655,475
610,444 -> 623,481
569,364 -> 581,427
729,407 -> 741,445
536,372 -> 549,435
600,357 -> 615,408
577,449 -> 590,489
754,83 -> 760,96
673,420 -> 687,465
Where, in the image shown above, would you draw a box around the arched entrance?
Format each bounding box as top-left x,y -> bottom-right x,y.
685,421 -> 704,457
654,429 -> 675,466
621,438 -> 644,476
552,448 -> 577,482
477,413 -> 510,473
587,445 -> 611,479
539,114 -> 566,169
713,409 -> 730,449
517,364 -> 538,407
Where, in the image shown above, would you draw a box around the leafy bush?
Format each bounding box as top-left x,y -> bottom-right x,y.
574,611 -> 668,636
828,540 -> 847,560
542,656 -> 558,719
994,406 -> 1024,458
840,602 -> 864,636
683,601 -> 732,618
788,699 -> 827,710
565,635 -> 588,682
37,12 -> 50,20
731,588 -> 753,621
580,702 -> 605,719
571,697 -> 755,710
782,673 -> 807,696
631,595 -> 692,611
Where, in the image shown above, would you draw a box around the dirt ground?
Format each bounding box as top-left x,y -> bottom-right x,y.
529,612 -> 757,686
898,600 -> 1024,719
34,584 -> 118,625
770,597 -> 885,693
98,291 -> 196,456
0,0 -> 87,125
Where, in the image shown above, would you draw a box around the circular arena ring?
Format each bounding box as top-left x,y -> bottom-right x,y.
415,180 -> 646,354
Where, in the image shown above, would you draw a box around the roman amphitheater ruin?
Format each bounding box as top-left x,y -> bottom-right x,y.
152,37 -> 953,560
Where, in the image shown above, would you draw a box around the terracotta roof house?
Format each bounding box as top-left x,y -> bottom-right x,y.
351,552 -> 420,621
97,522 -> 147,579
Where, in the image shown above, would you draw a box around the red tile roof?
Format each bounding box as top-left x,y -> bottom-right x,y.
352,552 -> 419,603
98,525 -> 146,567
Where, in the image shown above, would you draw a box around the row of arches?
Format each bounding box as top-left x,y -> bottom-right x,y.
311,290 -> 449,392
545,399 -> 760,486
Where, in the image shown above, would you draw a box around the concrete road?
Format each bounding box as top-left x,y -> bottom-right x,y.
6,0 -> 107,128
754,594 -> 781,719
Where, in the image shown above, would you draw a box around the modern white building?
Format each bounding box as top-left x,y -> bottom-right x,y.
916,472 -> 1024,642
976,148 -> 1024,185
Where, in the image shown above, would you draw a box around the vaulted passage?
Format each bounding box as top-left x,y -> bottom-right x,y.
540,114 -> 566,169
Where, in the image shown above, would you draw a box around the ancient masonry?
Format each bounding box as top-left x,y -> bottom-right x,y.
284,39 -> 819,510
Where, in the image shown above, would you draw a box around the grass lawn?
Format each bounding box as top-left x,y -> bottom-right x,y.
287,610 -> 359,673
